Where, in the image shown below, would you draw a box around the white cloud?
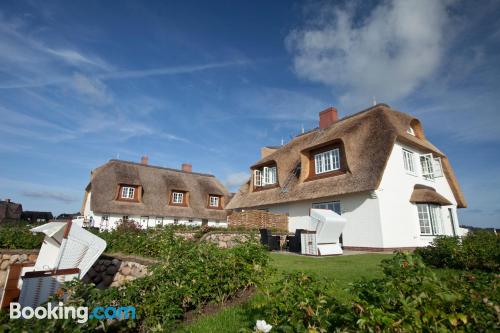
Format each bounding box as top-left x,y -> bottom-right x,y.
287,0 -> 454,107
22,190 -> 77,203
225,172 -> 249,189
71,73 -> 113,105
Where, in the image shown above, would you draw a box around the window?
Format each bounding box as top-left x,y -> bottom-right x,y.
254,165 -> 277,187
121,186 -> 135,199
407,127 -> 415,136
402,149 -> 416,174
312,201 -> 341,215
417,204 -> 443,235
420,154 -> 443,180
172,192 -> 184,204
314,148 -> 340,174
209,195 -> 220,208
173,218 -> 179,225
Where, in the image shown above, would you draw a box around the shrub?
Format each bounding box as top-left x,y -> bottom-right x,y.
0,222 -> 44,249
0,240 -> 269,332
346,253 -> 500,332
246,272 -> 342,332
245,253 -> 500,332
415,230 -> 500,271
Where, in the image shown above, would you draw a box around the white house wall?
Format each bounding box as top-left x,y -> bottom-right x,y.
259,192 -> 385,248
82,191 -> 227,230
377,141 -> 460,248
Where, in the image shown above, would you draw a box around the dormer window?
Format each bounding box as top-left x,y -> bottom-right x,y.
314,148 -> 340,174
117,184 -> 140,202
210,196 -> 219,207
172,192 -> 183,204
121,186 -> 135,199
170,190 -> 188,206
208,194 -> 223,209
253,165 -> 277,188
407,127 -> 415,136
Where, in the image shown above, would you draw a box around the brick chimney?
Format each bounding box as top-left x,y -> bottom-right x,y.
4,198 -> 10,203
319,107 -> 338,129
182,163 -> 192,173
140,156 -> 149,165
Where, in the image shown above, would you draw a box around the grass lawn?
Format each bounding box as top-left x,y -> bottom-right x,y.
180,252 -> 391,333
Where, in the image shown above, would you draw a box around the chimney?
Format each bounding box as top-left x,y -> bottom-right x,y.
182,163 -> 192,173
140,156 -> 149,165
319,107 -> 338,129
5,198 -> 10,203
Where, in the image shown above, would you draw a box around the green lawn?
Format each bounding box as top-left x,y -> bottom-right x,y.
180,252 -> 390,333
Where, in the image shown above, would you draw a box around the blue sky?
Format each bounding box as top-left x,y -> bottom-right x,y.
0,0 -> 499,228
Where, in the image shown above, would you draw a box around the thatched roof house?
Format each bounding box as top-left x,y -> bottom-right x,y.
82,159 -> 230,227
227,103 -> 466,210
0,199 -> 22,223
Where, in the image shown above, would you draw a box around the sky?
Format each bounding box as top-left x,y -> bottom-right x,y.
0,0 -> 499,228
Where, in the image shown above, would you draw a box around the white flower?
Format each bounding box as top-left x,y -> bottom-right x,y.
255,320 -> 272,333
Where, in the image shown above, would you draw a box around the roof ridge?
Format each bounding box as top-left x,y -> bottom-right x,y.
253,103 -> 392,165
108,159 -> 215,177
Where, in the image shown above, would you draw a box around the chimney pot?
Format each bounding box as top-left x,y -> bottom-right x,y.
319,107 -> 338,129
140,156 -> 149,165
182,163 -> 192,173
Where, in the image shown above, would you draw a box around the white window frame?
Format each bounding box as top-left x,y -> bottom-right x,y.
172,192 -> 184,204
417,203 -> 443,235
209,195 -> 220,207
253,169 -> 262,187
420,154 -> 435,180
407,127 -> 415,136
402,149 -> 416,174
312,201 -> 341,215
314,148 -> 340,175
432,157 -> 443,177
262,166 -> 277,185
121,186 -> 135,199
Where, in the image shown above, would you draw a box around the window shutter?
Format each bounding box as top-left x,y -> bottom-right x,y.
254,170 -> 262,187
432,157 -> 443,177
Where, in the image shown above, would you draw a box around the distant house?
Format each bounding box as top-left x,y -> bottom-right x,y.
227,104 -> 467,250
56,212 -> 81,220
20,211 -> 53,223
0,199 -> 23,223
81,158 -> 230,230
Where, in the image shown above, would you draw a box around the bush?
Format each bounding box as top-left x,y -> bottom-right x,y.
246,272 -> 342,332
245,253 -> 500,332
0,231 -> 269,332
0,222 -> 44,249
415,230 -> 500,271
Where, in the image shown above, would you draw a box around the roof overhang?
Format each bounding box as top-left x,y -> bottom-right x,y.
409,185 -> 452,206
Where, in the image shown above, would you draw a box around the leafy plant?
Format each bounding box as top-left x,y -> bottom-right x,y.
415,230 -> 500,271
0,222 -> 44,249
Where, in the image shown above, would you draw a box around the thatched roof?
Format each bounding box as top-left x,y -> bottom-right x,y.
0,200 -> 22,222
410,185 -> 452,206
87,160 -> 229,220
226,104 -> 466,210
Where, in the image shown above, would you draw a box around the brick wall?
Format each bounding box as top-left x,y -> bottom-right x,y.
228,210 -> 288,231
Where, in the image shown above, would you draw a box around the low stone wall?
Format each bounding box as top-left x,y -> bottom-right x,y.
200,232 -> 256,248
0,250 -> 39,292
0,250 -> 153,292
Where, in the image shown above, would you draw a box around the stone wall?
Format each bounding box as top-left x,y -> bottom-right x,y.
0,250 -> 153,293
228,210 -> 288,231
200,232 -> 257,248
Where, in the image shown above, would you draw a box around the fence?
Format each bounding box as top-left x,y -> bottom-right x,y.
227,210 -> 288,232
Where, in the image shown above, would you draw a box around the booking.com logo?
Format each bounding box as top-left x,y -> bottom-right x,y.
10,302 -> 136,323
